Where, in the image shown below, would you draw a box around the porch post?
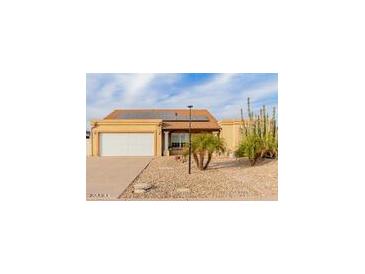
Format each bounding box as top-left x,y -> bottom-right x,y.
164,131 -> 169,156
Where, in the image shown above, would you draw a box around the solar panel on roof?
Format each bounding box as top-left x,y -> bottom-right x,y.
117,111 -> 209,121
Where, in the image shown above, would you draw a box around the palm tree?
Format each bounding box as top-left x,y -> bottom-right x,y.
184,133 -> 225,170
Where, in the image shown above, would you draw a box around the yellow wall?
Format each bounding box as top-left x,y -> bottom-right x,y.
90,119 -> 162,156
86,139 -> 91,156
219,120 -> 243,154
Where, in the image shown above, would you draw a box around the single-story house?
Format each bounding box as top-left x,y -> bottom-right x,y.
90,109 -> 222,157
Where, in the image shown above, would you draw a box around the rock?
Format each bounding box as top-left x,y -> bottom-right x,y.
133,189 -> 146,194
134,183 -> 152,190
176,187 -> 190,193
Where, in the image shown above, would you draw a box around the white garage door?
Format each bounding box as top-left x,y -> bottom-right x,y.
100,133 -> 154,156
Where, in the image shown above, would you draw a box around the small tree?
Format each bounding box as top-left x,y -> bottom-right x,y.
183,133 -> 225,170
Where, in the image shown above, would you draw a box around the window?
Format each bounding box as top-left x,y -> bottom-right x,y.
171,133 -> 188,148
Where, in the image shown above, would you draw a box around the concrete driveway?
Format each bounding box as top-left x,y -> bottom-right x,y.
86,156 -> 152,200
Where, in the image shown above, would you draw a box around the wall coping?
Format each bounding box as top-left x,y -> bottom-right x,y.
91,119 -> 162,126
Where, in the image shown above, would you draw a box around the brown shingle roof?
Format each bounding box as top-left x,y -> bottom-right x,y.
104,109 -> 220,130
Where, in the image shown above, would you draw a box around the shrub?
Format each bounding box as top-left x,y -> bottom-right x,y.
235,134 -> 264,165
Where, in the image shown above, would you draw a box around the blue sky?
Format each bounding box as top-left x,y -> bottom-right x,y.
86,73 -> 278,128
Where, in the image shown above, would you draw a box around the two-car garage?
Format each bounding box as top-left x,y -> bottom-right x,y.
99,133 -> 154,156
90,119 -> 162,157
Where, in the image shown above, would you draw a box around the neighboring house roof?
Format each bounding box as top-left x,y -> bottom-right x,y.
104,109 -> 220,130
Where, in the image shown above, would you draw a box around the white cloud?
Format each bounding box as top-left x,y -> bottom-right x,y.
158,73 -> 237,107
118,74 -> 156,104
242,81 -> 277,103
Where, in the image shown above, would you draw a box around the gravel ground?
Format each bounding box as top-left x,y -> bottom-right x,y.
120,156 -> 278,200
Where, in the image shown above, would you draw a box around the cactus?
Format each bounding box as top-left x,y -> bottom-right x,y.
235,98 -> 278,165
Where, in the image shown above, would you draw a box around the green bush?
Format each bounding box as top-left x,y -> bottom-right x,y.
262,134 -> 278,158
235,134 -> 264,165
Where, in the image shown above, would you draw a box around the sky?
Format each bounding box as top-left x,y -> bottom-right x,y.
86,73 -> 278,129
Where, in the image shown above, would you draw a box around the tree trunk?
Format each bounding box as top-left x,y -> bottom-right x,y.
203,152 -> 212,170
198,151 -> 205,170
250,154 -> 260,166
193,153 -> 199,168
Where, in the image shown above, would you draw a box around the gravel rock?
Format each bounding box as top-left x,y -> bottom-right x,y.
134,183 -> 152,190
176,187 -> 191,193
120,156 -> 278,201
133,189 -> 146,194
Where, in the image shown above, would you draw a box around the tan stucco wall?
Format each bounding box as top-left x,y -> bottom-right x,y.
219,120 -> 243,154
86,139 -> 91,156
90,119 -> 162,156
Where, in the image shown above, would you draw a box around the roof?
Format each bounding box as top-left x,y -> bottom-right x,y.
104,109 -> 220,130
